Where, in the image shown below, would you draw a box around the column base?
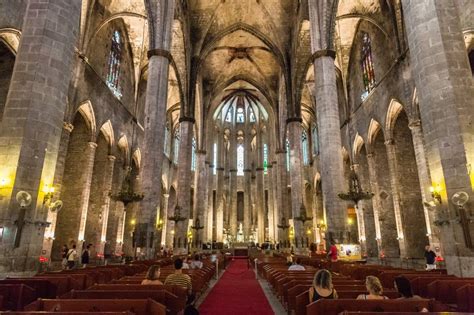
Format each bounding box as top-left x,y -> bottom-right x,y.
445,255 -> 474,277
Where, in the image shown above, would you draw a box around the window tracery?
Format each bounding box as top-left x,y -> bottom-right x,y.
106,30 -> 122,99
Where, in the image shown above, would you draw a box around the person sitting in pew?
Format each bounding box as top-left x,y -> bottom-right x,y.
182,257 -> 190,269
190,254 -> 203,269
394,276 -> 422,300
165,258 -> 192,294
357,276 -> 389,300
309,269 -> 338,303
141,264 -> 163,285
288,257 -> 306,271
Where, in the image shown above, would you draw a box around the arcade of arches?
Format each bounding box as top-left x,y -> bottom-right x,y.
0,0 -> 473,277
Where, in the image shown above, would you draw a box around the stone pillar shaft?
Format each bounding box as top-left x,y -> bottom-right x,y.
215,132 -> 225,242
287,121 -> 305,248
402,0 -> 474,275
256,131 -> 265,243
98,155 -> 116,255
267,165 -> 276,243
276,152 -> 289,245
161,194 -> 169,246
174,120 -> 194,253
384,140 -> 407,257
193,152 -> 207,247
312,56 -> 347,243
206,162 -> 214,242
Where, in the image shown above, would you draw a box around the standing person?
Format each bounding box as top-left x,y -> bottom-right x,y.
67,244 -> 77,270
424,245 -> 437,270
81,244 -> 91,268
327,241 -> 338,262
61,245 -> 68,270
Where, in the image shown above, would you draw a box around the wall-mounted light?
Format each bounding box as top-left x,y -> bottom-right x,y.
347,217 -> 354,225
0,178 -> 10,188
430,184 -> 442,204
306,228 -> 312,235
397,235 -> 404,241
42,184 -> 55,204
130,219 -> 136,225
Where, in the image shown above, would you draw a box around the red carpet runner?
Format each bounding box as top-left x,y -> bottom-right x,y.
199,259 -> 274,314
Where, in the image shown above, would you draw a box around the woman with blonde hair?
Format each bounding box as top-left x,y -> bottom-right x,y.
357,276 -> 389,300
308,269 -> 338,303
141,264 -> 163,285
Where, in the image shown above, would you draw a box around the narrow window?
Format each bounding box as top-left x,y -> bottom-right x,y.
173,128 -> 180,164
106,30 -> 122,99
361,32 -> 375,101
263,143 -> 268,174
191,137 -> 196,171
312,125 -> 319,156
164,124 -> 170,157
286,138 -> 290,172
213,143 -> 217,175
236,107 -> 245,123
302,130 -> 309,165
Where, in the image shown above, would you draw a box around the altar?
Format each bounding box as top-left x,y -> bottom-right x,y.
232,242 -> 249,257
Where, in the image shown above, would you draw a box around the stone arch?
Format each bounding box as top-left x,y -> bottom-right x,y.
132,149 -> 141,172
385,99 -> 404,139
117,135 -> 130,165
76,100 -> 97,141
99,120 -> 115,151
352,133 -> 365,159
0,28 -> 21,53
367,118 -> 382,149
0,34 -> 16,121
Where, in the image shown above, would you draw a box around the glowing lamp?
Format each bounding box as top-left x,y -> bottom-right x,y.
429,184 -> 442,204
0,178 -> 10,187
347,218 -> 354,225
130,219 -> 136,225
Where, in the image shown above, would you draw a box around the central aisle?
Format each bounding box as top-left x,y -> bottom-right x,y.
199,259 -> 275,314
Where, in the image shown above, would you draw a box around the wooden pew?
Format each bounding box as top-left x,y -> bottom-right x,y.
378,270 -> 446,288
0,284 -> 36,311
306,299 -> 433,315
456,284 -> 474,312
0,279 -> 57,298
87,284 -> 188,300
24,298 -> 166,315
408,274 -> 457,297
427,279 -> 474,304
64,290 -> 185,315
340,313 -> 468,315
40,273 -> 94,290
0,312 -> 133,315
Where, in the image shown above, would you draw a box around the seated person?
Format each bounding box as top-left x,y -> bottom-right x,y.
394,276 -> 422,299
357,276 -> 388,300
165,258 -> 192,293
141,264 -> 163,285
309,269 -> 338,303
288,257 -> 306,271
182,257 -> 190,269
190,254 -> 203,269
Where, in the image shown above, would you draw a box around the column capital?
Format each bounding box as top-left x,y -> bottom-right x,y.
229,169 -> 237,172
196,149 -> 207,154
267,164 -> 273,169
286,117 -> 303,124
216,167 -> 225,171
63,122 -> 74,132
107,155 -> 116,161
243,169 -> 252,172
205,160 -> 210,165
366,152 -> 375,159
275,149 -> 286,154
271,160 -> 277,164
311,49 -> 336,61
256,167 -> 265,171
384,138 -> 394,145
147,49 -> 172,61
88,142 -> 98,148
178,116 -> 195,123
163,193 -> 170,198
408,119 -> 421,129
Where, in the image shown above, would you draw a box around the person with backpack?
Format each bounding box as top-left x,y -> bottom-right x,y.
67,244 -> 77,269
61,245 -> 68,270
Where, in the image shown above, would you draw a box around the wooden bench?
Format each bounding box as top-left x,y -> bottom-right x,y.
87,284 -> 188,300
456,284 -> 474,312
0,279 -> 56,298
0,312 -> 133,315
427,279 -> 474,304
408,274 -> 457,297
24,298 -> 166,315
0,284 -> 36,311
64,290 -> 185,315
306,299 -> 433,315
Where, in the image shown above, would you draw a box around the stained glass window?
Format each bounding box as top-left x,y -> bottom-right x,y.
106,30 -> 122,99
263,143 -> 268,174
286,138 -> 290,172
361,32 -> 375,101
249,109 -> 256,122
302,130 -> 309,165
191,137 -> 196,171
213,143 -> 217,175
225,108 -> 232,122
173,128 -> 180,165
236,107 -> 245,123
312,125 -> 319,156
237,144 -> 244,176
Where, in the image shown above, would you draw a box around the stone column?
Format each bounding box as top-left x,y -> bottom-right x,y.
193,151 -> 207,248
384,139 -> 407,257
366,153 -> 398,257
160,194 -> 169,246
174,118 -> 194,254
275,152 -> 289,246
311,54 -> 347,243
215,131 -> 225,242
266,164 -> 276,243
244,130 -> 252,239
228,132 -> 238,237
402,0 -> 474,276
0,0 -> 81,272
138,0 -> 175,258
351,164 -> 367,254
256,130 -> 265,243
206,161 -> 214,242
408,120 -> 440,249
271,161 -> 280,244
287,119 -> 305,250
97,155 -> 116,257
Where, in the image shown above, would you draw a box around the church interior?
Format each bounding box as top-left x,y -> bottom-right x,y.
0,0 -> 473,313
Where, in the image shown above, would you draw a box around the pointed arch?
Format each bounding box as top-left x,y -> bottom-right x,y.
385,99 -> 404,138
353,133 -> 365,158
132,148 -> 141,171
367,118 -> 382,147
99,120 -> 115,150
117,135 -> 130,163
0,28 -> 21,54
76,100 -> 97,139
